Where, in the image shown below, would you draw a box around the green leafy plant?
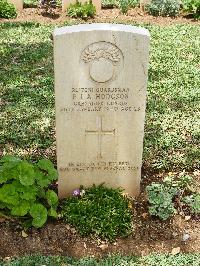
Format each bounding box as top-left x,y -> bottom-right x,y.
0,0 -> 17,18
146,174 -> 199,220
146,0 -> 180,17
101,0 -> 117,8
23,0 -> 38,8
182,194 -> 200,214
67,0 -> 96,19
146,183 -> 177,220
182,0 -> 200,19
118,0 -> 130,14
163,174 -> 194,191
127,0 -> 139,8
0,155 -> 58,228
102,0 -> 117,9
102,0 -> 138,9
61,184 -> 133,241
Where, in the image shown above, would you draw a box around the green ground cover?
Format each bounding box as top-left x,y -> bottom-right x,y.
1,254 -> 200,265
1,22 -> 199,171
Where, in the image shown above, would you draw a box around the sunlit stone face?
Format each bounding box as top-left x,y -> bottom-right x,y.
53,24 -> 150,198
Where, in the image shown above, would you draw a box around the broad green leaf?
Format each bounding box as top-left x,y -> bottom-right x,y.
10,180 -> 23,191
37,159 -> 54,171
0,168 -> 8,184
37,188 -> 46,198
48,168 -> 58,181
0,155 -> 21,164
11,201 -> 30,216
12,181 -> 37,201
18,161 -> 35,186
34,167 -> 51,188
37,159 -> 58,181
20,187 -> 37,201
46,190 -> 58,207
0,161 -> 20,182
48,207 -> 58,218
0,184 -> 19,205
30,203 -> 47,228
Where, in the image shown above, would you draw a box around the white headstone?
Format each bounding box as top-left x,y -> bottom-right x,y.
8,0 -> 23,10
53,24 -> 150,198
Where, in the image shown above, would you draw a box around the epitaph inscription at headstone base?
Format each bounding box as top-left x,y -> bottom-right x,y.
53,24 -> 150,198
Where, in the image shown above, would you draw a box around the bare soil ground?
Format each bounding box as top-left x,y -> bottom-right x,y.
1,7 -> 200,25
0,170 -> 199,259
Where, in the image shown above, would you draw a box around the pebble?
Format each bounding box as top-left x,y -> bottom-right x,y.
99,243 -> 108,251
185,215 -> 191,221
171,247 -> 180,255
183,233 -> 190,242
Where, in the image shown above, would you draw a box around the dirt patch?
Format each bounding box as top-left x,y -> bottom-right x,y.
0,171 -> 199,259
1,7 -> 200,25
0,217 -> 199,259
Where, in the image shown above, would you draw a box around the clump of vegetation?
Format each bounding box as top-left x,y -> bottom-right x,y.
23,0 -> 38,8
102,0 -> 138,10
127,0 -> 139,8
0,156 -> 58,228
102,0 -> 117,9
182,194 -> 200,214
182,0 -> 200,19
0,0 -> 17,19
67,0 -> 96,19
61,184 -> 133,241
146,183 -> 177,220
146,174 -> 200,220
118,0 -> 130,14
118,0 -> 138,14
146,0 -> 180,17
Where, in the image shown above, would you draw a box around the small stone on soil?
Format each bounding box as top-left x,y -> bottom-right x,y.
185,216 -> 191,221
171,247 -> 181,255
183,233 -> 190,242
99,243 -> 108,251
21,230 -> 28,238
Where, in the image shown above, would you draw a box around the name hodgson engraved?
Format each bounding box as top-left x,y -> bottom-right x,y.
60,87 -> 141,112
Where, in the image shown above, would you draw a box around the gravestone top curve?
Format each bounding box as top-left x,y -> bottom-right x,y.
53,23 -> 150,37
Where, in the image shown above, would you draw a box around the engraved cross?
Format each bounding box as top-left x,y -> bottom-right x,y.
85,116 -> 115,159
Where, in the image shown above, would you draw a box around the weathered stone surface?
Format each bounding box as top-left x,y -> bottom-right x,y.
53,23 -> 150,198
62,0 -> 101,12
8,0 -> 23,10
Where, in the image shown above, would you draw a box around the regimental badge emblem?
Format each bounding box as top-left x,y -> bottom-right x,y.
81,41 -> 124,84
